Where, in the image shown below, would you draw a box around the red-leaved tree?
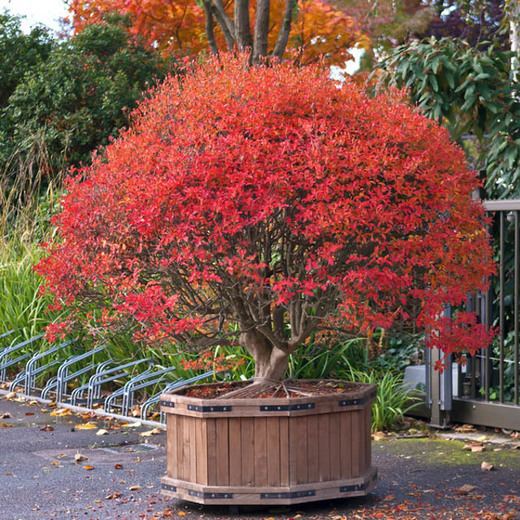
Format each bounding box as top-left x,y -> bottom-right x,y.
37,55 -> 494,383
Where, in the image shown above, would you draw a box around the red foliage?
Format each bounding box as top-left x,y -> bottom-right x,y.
37,55 -> 494,364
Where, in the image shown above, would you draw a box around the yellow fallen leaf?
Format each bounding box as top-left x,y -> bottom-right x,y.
50,408 -> 72,417
122,421 -> 142,429
5,392 -> 16,400
96,429 -> 109,436
139,428 -> 162,437
83,465 -> 95,471
75,422 -> 98,430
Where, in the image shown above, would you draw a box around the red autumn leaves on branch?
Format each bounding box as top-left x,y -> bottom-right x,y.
37,55 -> 494,378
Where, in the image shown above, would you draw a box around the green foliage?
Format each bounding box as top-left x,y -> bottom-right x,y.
0,12 -> 54,108
377,37 -> 520,198
344,364 -> 421,431
0,14 -> 175,180
0,238 -> 56,341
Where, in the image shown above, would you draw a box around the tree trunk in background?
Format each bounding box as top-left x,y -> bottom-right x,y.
205,0 -> 295,63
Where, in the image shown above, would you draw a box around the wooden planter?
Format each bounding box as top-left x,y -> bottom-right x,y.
160,380 -> 377,506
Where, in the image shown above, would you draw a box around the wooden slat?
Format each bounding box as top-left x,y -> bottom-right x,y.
279,416 -> 289,486
176,415 -> 185,480
206,418 -> 217,485
241,417 -> 255,486
340,410 -> 352,479
167,415 -> 176,479
329,412 -> 341,480
365,406 -> 372,469
189,416 -> 197,483
318,413 -> 330,482
295,416 -> 308,484
306,414 -> 319,482
195,417 -> 208,484
228,418 -> 242,485
216,418 -> 230,486
266,417 -> 280,487
254,417 -> 268,486
351,411 -> 361,477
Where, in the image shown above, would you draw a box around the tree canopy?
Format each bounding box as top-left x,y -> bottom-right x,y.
38,55 -> 494,381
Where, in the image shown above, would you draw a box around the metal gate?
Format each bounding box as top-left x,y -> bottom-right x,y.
427,200 -> 520,430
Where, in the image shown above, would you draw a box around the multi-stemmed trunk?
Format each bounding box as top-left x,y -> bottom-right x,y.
202,0 -> 297,64
240,330 -> 290,383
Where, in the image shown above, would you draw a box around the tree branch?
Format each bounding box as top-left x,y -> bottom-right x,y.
272,0 -> 296,59
203,0 -> 219,55
234,0 -> 253,51
253,0 -> 270,61
210,0 -> 236,51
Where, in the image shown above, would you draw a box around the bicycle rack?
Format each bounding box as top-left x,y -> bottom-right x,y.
85,358 -> 153,409
104,366 -> 178,416
41,344 -> 107,402
70,360 -> 113,406
140,370 -> 215,423
0,335 -> 44,383
9,339 -> 76,395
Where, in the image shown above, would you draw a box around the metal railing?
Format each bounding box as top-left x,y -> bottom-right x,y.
428,199 -> 520,429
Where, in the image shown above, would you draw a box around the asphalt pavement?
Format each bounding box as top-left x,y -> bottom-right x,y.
1,396 -> 519,520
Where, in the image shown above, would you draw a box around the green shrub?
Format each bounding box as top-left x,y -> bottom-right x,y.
0,14 -> 176,183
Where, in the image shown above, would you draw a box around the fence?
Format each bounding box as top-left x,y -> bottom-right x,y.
427,199 -> 520,429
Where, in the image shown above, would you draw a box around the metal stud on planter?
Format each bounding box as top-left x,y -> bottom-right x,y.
160,380 -> 376,506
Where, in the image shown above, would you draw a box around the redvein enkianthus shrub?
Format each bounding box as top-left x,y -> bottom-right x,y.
37,54 -> 494,382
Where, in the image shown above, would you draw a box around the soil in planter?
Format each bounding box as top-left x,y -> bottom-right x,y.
181,379 -> 361,399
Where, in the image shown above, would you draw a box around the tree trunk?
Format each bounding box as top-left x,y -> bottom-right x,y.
272,0 -> 296,59
253,0 -> 270,62
234,0 -> 253,51
240,330 -> 289,383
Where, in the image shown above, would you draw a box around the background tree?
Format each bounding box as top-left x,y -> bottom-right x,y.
0,14 -> 174,182
69,0 -> 368,65
0,13 -> 54,109
38,55 -> 494,382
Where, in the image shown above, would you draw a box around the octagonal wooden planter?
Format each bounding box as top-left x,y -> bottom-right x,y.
160,380 -> 377,506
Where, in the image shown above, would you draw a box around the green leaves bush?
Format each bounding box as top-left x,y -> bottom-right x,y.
377,37 -> 520,198
0,13 -> 175,184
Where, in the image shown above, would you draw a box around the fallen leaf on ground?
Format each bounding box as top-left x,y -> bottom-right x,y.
131,405 -> 141,417
105,492 -> 121,500
481,461 -> 494,471
50,461 -> 61,467
114,463 -> 123,470
4,392 -> 16,400
1,412 -> 11,419
0,422 -> 13,428
40,425 -> 54,432
122,421 -> 142,429
74,453 -> 88,463
455,484 -> 477,495
75,422 -> 97,430
128,485 -> 141,491
455,424 -> 476,433
50,408 -> 72,417
96,429 -> 108,436
139,428 -> 162,437
82,465 -> 95,471
372,431 -> 385,441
